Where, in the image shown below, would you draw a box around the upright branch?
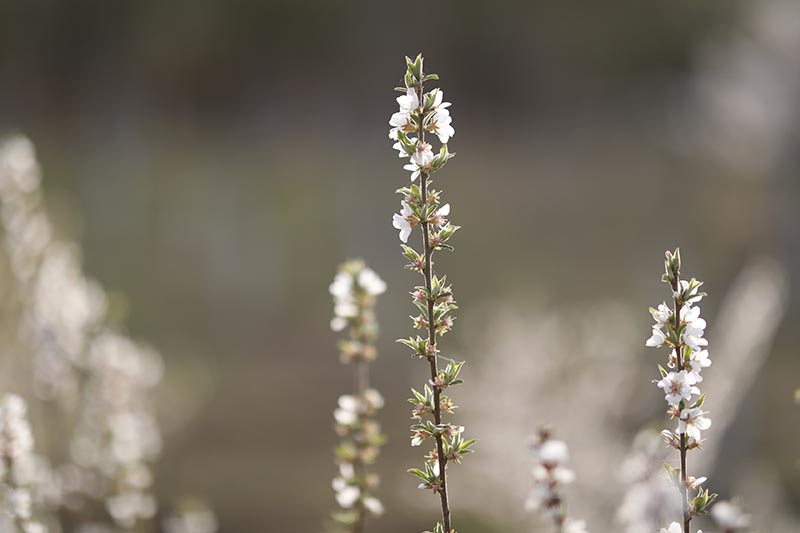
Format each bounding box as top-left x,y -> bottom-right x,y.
389,54 -> 473,533
329,260 -> 388,532
646,249 -> 717,533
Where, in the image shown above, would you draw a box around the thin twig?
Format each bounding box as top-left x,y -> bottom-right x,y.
416,76 -> 452,532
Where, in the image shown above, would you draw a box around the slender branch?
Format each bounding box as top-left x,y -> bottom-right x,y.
391,54 -> 463,533
650,250 -> 716,532
671,275 -> 690,533
417,93 -> 452,533
416,74 -> 452,530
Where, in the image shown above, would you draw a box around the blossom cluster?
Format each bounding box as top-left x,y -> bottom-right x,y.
0,136 -> 215,532
390,55 -> 457,247
646,249 -> 717,528
0,136 -> 165,529
390,54 -> 473,533
525,429 -> 589,533
0,137 -> 107,410
74,330 -> 164,527
329,260 -> 387,531
0,394 -> 47,533
330,261 -> 387,340
388,57 -> 454,184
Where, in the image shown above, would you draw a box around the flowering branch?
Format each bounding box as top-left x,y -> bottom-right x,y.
329,260 -> 387,532
390,54 -> 472,533
526,428 -> 589,533
0,136 -> 165,530
646,249 -> 717,532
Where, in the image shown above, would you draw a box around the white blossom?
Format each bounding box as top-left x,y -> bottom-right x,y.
674,279 -> 705,304
688,349 -> 712,383
389,88 -> 419,144
711,501 -> 750,531
527,432 -> 586,530
334,404 -> 357,426
335,485 -> 360,508
0,395 -> 47,533
163,506 -> 218,533
358,268 -> 387,295
650,302 -> 671,327
363,496 -> 384,516
363,388 -> 384,410
0,394 -> 34,459
338,395 -> 358,412
538,439 -> 570,466
398,87 -> 420,113
687,475 -> 707,489
678,407 -> 712,440
657,371 -> 699,406
430,106 -> 454,144
564,519 -> 590,533
329,272 -> 353,299
388,88 -> 419,141
646,327 -> 667,347
106,491 -> 157,528
9,488 -> 32,519
411,143 -> 434,169
430,203 -> 450,226
392,202 -> 414,243
389,111 -> 412,140
331,462 -> 362,509
22,522 -> 46,533
403,142 -> 434,181
661,522 -> 682,533
682,305 -> 708,351
329,265 -> 386,331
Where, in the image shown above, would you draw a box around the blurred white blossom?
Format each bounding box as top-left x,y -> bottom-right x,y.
526,430 -> 589,533
163,504 -> 218,533
0,394 -> 48,533
712,501 -> 751,532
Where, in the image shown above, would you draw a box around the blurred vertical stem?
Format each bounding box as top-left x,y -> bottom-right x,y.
330,261 -> 386,533
352,333 -> 368,533
415,77 -> 452,531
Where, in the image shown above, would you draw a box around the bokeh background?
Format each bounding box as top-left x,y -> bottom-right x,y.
0,1 -> 798,531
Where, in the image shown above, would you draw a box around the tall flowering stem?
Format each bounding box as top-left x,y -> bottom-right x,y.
329,260 -> 388,532
646,249 -> 717,532
389,54 -> 473,533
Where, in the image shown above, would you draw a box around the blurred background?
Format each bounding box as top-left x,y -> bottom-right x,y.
0,0 -> 798,531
